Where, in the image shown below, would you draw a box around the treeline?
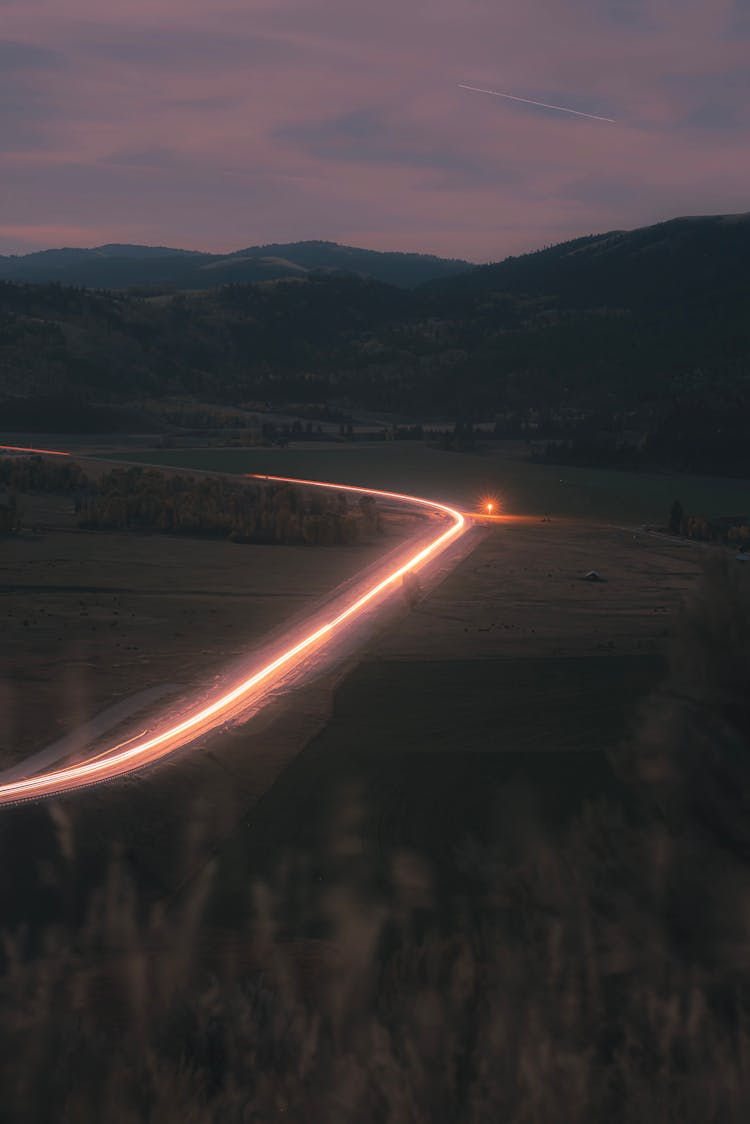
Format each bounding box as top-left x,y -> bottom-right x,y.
0,454 -> 89,492
533,396 -> 750,478
77,467 -> 380,546
534,437 -> 642,469
145,401 -> 257,431
643,400 -> 750,477
667,500 -> 750,547
0,457 -> 381,545
430,419 -> 479,453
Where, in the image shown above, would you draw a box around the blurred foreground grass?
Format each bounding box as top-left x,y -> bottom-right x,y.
2,557 -> 750,1122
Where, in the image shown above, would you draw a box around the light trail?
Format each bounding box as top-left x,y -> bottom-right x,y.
458,83 -> 615,123
0,473 -> 468,805
0,444 -> 70,457
81,729 -> 149,766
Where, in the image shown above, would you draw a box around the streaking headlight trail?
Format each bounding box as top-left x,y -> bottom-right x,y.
0,473 -> 468,805
458,83 -> 615,123
0,444 -> 70,457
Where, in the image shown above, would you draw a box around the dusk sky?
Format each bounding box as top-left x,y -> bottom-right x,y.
2,0 -> 748,262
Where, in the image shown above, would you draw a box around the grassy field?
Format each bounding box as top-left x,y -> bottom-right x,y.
205,516 -> 702,917
105,440 -> 750,524
1,454 -> 706,910
3,449 -> 749,1122
208,653 -> 657,920
0,490 -> 409,768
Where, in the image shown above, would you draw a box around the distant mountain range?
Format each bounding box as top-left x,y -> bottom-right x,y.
0,240 -> 473,290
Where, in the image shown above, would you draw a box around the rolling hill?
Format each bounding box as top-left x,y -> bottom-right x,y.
0,240 -> 473,291
1,213 -> 748,471
424,212 -> 750,311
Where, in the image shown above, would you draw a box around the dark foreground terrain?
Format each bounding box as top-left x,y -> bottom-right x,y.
3,511 -> 750,1121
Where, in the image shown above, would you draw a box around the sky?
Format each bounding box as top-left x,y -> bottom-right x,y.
1,0 -> 748,262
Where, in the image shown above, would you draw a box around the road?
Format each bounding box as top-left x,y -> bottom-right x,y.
0,464 -> 470,805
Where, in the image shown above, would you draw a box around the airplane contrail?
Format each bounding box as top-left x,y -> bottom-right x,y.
458,83 -> 615,123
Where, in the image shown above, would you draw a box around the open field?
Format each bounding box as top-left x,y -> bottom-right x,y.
4,444 -> 746,1124
1,443 -> 712,918
0,443 -> 714,925
103,440 -> 750,524
372,517 -> 700,659
205,515 -> 704,920
0,489 -> 412,770
2,446 -> 708,899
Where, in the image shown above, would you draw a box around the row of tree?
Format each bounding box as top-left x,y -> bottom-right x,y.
0,457 -> 383,546
77,467 -> 380,546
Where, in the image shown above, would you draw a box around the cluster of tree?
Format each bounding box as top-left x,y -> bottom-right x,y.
262,419 -> 325,444
393,424 -> 425,440
643,399 -> 750,477
530,393 -> 750,478
431,419 -> 478,453
668,500 -> 750,546
0,454 -> 89,492
0,493 -> 20,533
77,467 -> 378,546
274,402 -> 352,424
0,457 -> 382,545
159,430 -> 258,449
144,400 -> 258,431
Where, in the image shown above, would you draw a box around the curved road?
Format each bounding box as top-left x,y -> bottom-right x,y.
0,464 -> 470,806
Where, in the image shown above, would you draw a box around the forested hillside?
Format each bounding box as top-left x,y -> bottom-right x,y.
0,275 -> 413,407
1,213 -> 749,473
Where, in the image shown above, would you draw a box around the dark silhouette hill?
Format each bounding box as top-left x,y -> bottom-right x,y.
1,213 -> 748,471
420,211 -> 750,394
424,211 -> 750,311
0,240 -> 472,290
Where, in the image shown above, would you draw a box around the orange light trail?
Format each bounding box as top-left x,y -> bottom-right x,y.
0,473 -> 467,805
471,512 -> 536,524
0,444 -> 70,457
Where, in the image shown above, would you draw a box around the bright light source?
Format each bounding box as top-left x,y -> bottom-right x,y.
486,502 -> 494,514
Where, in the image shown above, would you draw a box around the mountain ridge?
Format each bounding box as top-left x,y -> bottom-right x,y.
0,240 -> 473,290
422,212 -> 750,309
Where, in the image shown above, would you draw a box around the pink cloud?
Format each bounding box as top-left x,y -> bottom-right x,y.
0,0 -> 747,260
